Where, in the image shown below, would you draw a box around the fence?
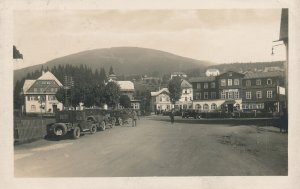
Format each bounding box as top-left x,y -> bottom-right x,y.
14,117 -> 55,144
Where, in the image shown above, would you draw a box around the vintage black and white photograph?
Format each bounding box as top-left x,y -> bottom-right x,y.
12,9 -> 289,177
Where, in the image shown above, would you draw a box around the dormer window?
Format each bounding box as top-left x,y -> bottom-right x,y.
267,79 -> 272,85
256,79 -> 261,85
204,83 -> 208,89
228,73 -> 232,77
246,80 -> 251,86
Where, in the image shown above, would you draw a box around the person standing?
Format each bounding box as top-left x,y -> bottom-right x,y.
132,110 -> 138,127
170,109 -> 175,124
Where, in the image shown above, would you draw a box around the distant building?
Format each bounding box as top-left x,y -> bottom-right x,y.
150,79 -> 193,112
205,69 -> 220,77
171,72 -> 187,79
116,80 -> 140,110
150,88 -> 171,112
22,71 -> 63,114
175,79 -> 193,110
264,66 -> 284,72
108,74 -> 117,82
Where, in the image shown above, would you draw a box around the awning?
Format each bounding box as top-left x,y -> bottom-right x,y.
222,100 -> 236,105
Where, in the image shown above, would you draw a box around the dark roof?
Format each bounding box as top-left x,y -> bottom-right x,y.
244,72 -> 284,79
189,76 -> 216,83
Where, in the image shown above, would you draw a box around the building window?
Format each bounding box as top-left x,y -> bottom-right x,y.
220,79 -> 226,86
267,79 -> 272,85
234,91 -> 239,99
221,91 -> 226,99
246,91 -> 252,99
246,80 -> 251,86
166,97 -> 170,102
256,79 -> 261,85
236,104 -> 240,110
195,104 -> 201,110
211,92 -> 216,99
267,91 -> 273,98
257,103 -> 264,109
228,79 -> 232,86
204,83 -> 208,89
234,79 -> 239,85
204,92 -> 209,99
196,83 -> 201,89
160,97 -> 162,102
48,95 -> 56,101
195,92 -> 200,100
242,104 -> 249,109
228,92 -> 233,99
203,104 -> 209,111
211,103 -> 217,110
228,73 -> 232,76
256,91 -> 262,99
210,82 -> 215,88
31,105 -> 36,111
185,97 -> 188,101
184,89 -> 187,94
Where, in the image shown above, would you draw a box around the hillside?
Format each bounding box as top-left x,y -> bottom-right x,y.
14,47 -> 213,83
207,61 -> 285,74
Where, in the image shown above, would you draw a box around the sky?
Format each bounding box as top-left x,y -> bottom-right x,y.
13,9 -> 286,70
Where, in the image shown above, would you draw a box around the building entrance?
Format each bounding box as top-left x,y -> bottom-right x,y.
228,104 -> 234,112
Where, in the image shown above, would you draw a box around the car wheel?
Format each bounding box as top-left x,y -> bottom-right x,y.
127,118 -> 133,126
100,121 -> 106,131
111,118 -> 116,128
90,124 -> 97,134
72,126 -> 81,139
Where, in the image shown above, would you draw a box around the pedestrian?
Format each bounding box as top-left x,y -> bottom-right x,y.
170,109 -> 175,124
132,110 -> 138,127
137,109 -> 141,120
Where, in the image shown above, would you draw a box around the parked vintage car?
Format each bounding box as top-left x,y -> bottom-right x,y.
85,108 -> 116,130
47,110 -> 98,139
182,110 -> 200,119
108,109 -> 133,126
47,109 -> 116,139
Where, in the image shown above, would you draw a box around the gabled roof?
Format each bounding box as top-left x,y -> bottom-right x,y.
218,70 -> 244,77
151,88 -> 169,97
23,71 -> 63,94
189,76 -> 216,83
116,81 -> 134,91
181,79 -> 192,88
23,80 -> 35,94
37,71 -> 63,86
244,71 -> 284,79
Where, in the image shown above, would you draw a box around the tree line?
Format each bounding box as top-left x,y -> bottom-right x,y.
14,64 -> 152,113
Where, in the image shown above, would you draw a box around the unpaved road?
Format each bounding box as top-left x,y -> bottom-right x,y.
14,116 -> 287,177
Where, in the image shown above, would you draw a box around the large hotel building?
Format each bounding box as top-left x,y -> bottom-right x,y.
190,71 -> 285,113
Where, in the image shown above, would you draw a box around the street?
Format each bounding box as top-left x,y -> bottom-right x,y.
14,116 -> 288,177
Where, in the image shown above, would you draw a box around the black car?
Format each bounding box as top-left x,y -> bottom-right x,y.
182,110 -> 200,119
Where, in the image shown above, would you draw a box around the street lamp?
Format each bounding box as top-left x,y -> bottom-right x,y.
271,43 -> 284,55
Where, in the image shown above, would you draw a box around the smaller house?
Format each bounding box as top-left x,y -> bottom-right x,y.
205,69 -> 220,77
22,71 -> 63,115
151,88 -> 172,113
175,79 -> 193,110
171,72 -> 187,79
116,80 -> 140,110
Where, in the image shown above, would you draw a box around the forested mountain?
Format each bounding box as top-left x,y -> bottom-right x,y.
14,47 -> 213,84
